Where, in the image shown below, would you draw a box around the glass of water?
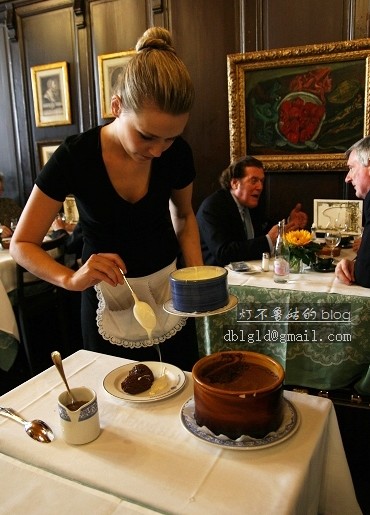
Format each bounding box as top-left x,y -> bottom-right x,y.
325,231 -> 341,259
10,217 -> 18,233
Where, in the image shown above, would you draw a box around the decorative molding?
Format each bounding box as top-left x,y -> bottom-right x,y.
151,0 -> 163,14
0,3 -> 17,41
147,0 -> 168,28
73,0 -> 85,28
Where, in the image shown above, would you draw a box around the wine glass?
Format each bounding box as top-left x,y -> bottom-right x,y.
10,217 -> 18,233
334,217 -> 347,233
325,231 -> 341,259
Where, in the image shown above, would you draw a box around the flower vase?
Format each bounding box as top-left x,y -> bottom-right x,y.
289,255 -> 303,274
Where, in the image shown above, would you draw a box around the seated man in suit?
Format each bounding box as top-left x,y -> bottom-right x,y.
51,216 -> 83,269
335,136 -> 370,288
196,155 -> 307,266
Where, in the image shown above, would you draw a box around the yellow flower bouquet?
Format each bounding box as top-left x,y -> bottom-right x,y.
285,230 -> 322,269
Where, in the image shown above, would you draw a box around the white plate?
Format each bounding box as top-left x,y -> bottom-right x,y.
226,264 -> 261,274
163,294 -> 238,317
180,397 -> 299,450
103,361 -> 186,402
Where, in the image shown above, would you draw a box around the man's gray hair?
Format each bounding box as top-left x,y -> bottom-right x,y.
346,136 -> 370,166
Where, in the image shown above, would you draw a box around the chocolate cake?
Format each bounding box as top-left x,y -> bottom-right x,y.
192,351 -> 285,439
121,364 -> 154,395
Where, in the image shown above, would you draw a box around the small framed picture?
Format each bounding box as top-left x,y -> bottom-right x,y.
63,195 -> 79,223
38,141 -> 61,168
30,61 -> 72,127
313,199 -> 363,234
98,50 -> 136,118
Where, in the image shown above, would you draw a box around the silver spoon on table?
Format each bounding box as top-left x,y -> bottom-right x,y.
0,406 -> 54,443
51,351 -> 77,406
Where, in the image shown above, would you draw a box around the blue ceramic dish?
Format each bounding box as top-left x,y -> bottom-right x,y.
170,266 -> 228,313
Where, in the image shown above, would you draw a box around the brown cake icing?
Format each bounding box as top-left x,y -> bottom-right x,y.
192,351 -> 285,439
121,364 -> 154,394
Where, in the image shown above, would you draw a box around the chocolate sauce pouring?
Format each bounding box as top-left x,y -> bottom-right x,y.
119,270 -> 167,395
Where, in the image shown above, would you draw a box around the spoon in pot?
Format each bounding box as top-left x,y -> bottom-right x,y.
0,406 -> 54,443
51,351 -> 77,406
119,269 -> 157,339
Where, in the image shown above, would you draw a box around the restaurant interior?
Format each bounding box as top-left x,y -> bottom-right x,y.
1,0 -> 370,513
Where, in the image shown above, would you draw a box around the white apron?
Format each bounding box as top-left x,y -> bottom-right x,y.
95,260 -> 187,348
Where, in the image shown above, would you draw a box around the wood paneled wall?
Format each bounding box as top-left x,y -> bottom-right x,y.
0,0 -> 368,224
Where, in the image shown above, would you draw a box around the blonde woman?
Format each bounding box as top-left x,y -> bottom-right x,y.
11,28 -> 203,370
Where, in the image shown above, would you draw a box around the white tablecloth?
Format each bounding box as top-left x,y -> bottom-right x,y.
0,453 -> 157,515
0,249 -> 19,370
0,244 -> 61,371
0,350 -> 361,515
226,249 -> 370,297
0,248 -> 17,293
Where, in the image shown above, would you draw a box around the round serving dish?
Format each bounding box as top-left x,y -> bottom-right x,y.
169,265 -> 228,313
192,351 -> 285,439
276,91 -> 325,149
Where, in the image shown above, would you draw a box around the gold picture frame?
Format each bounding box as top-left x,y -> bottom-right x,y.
38,141 -> 61,168
227,38 -> 370,170
30,62 -> 71,127
98,50 -> 136,119
313,199 -> 363,234
63,195 -> 79,223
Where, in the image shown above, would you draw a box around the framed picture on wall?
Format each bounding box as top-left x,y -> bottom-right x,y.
98,50 -> 136,118
30,62 -> 72,127
38,141 -> 61,168
227,38 -> 370,170
313,199 -> 363,234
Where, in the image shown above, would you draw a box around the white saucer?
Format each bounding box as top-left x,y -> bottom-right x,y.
163,294 -> 238,317
180,397 -> 299,450
103,361 -> 186,402
226,264 -> 262,274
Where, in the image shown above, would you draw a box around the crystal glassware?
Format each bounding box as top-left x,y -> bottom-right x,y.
324,231 -> 341,259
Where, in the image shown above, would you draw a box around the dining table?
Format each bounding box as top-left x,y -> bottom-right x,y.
196,249 -> 370,396
0,349 -> 362,514
0,247 -> 19,371
0,240 -> 66,372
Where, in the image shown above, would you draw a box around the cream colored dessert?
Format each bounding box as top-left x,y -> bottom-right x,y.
171,266 -> 225,281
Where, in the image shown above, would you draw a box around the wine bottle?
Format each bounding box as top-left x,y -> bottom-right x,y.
273,220 -> 290,283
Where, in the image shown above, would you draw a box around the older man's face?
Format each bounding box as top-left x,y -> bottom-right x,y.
345,150 -> 370,199
231,166 -> 265,208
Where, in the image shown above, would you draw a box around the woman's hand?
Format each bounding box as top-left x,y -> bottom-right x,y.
65,253 -> 127,291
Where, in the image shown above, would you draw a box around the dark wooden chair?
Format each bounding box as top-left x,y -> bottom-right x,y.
15,234 -> 69,375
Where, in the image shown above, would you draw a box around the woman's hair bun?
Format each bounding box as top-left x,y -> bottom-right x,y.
136,27 -> 175,54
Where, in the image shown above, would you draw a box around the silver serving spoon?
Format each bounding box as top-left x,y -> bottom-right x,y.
0,406 -> 54,443
51,351 -> 77,406
119,269 -> 157,339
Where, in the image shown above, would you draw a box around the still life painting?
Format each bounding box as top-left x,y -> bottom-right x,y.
228,39 -> 370,169
246,61 -> 364,155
